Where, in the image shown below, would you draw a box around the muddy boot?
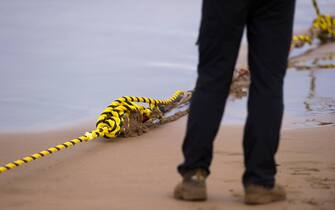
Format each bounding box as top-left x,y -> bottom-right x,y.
174,169 -> 208,201
244,184 -> 286,205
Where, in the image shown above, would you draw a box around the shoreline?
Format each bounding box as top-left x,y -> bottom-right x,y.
2,41 -> 334,134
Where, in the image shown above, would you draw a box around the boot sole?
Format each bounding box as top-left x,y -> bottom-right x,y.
174,187 -> 207,201
245,193 -> 286,205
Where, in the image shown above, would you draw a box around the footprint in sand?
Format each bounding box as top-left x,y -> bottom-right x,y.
327,164 -> 335,171
306,176 -> 333,190
289,167 -> 320,176
229,188 -> 243,200
214,150 -> 242,156
303,198 -> 319,206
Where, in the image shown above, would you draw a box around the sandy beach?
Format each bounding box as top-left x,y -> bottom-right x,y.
0,118 -> 334,210
1,0 -> 335,209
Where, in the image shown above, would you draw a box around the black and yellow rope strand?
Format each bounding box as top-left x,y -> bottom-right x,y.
292,35 -> 313,45
312,0 -> 321,16
313,14 -> 335,37
0,90 -> 184,174
292,0 -> 335,48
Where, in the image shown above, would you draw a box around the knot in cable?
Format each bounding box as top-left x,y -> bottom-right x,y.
95,90 -> 184,138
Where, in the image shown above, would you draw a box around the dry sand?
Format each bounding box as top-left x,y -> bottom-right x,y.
0,118 -> 334,210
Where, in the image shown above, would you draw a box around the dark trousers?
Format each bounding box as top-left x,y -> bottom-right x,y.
178,0 -> 295,187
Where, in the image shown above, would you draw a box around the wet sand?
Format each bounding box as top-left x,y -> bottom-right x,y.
0,118 -> 335,210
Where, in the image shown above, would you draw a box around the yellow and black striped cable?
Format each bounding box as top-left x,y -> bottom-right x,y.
292,0 -> 335,47
0,90 -> 184,174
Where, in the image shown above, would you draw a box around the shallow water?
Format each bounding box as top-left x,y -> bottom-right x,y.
224,68 -> 335,128
0,0 -> 334,132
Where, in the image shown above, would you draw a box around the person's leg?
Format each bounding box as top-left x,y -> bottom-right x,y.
243,0 -> 295,188
178,0 -> 248,176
